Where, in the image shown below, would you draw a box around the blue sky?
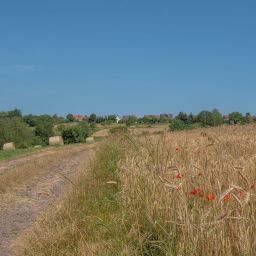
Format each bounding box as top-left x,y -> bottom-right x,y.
0,0 -> 255,116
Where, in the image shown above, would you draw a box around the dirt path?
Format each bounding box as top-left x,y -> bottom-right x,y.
0,145 -> 94,256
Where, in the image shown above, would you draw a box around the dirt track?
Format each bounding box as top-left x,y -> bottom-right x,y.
0,145 -> 94,256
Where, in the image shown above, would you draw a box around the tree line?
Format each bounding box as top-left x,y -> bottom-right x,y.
0,109 -> 93,149
0,108 -> 254,149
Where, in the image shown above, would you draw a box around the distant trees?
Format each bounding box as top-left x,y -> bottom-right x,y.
66,114 -> 75,122
126,116 -> 138,126
229,112 -> 246,124
89,113 -> 97,123
170,109 -> 225,131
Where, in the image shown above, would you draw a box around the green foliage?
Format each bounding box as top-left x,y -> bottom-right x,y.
34,117 -> 54,145
125,116 -> 137,126
141,116 -> 159,124
176,112 -> 188,124
61,123 -> 92,144
169,119 -> 187,131
0,108 -> 22,119
89,113 -> 97,123
229,112 -> 246,124
66,113 -> 75,122
197,110 -> 214,127
0,117 -> 34,148
24,114 -> 65,127
212,109 -> 223,126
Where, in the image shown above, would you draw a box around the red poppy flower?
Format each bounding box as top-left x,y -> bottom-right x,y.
198,172 -> 203,176
175,173 -> 183,179
189,189 -> 197,195
223,194 -> 232,202
176,147 -> 181,152
189,188 -> 204,197
207,194 -> 216,201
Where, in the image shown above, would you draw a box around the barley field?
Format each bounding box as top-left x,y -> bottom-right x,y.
15,125 -> 256,255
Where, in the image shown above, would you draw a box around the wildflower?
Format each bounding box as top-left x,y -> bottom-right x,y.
189,188 -> 198,195
189,188 -> 204,197
207,194 -> 216,201
198,172 -> 203,176
175,173 -> 183,179
176,147 -> 181,152
223,194 -> 232,202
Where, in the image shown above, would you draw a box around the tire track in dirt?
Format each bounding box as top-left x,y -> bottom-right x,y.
0,145 -> 94,256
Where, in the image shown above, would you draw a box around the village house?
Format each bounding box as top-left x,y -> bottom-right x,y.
223,115 -> 230,122
72,115 -> 88,122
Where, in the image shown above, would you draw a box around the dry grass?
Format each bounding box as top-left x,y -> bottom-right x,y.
14,125 -> 256,255
0,145 -> 88,195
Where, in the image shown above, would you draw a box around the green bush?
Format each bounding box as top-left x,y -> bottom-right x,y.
34,118 -> 54,145
62,123 -> 92,144
0,117 -> 34,148
169,119 -> 187,131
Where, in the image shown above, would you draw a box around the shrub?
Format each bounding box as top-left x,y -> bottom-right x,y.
169,119 -> 187,131
34,118 -> 54,145
62,123 -> 92,144
0,117 -> 34,148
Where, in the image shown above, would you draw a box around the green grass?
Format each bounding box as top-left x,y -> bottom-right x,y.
14,138 -> 130,255
0,147 -> 41,161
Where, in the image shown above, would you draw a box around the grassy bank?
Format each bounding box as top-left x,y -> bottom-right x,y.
14,126 -> 256,255
0,148 -> 41,161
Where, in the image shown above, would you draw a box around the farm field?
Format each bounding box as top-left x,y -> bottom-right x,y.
11,125 -> 256,256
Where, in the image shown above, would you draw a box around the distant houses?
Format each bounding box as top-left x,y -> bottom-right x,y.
72,115 -> 88,122
223,115 -> 230,122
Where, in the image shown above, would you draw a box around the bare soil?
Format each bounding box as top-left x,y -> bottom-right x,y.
0,145 -> 94,256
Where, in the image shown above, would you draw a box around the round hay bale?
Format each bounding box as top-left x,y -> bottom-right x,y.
86,137 -> 94,143
3,142 -> 15,151
49,136 -> 64,146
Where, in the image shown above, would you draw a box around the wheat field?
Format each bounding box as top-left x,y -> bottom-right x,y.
14,125 -> 256,255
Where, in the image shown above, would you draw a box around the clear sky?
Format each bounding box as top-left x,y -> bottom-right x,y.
0,0 -> 255,116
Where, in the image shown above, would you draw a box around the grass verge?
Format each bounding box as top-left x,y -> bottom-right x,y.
13,136 -> 131,256
0,147 -> 41,161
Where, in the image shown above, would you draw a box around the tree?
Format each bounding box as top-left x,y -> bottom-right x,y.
23,114 -> 37,127
229,112 -> 246,124
197,111 -> 214,127
89,113 -> 97,123
126,115 -> 137,126
0,117 -> 34,148
176,112 -> 188,124
169,119 -> 187,131
188,113 -> 195,124
66,114 -> 75,122
35,117 -> 54,145
211,109 -> 223,126
7,108 -> 22,118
